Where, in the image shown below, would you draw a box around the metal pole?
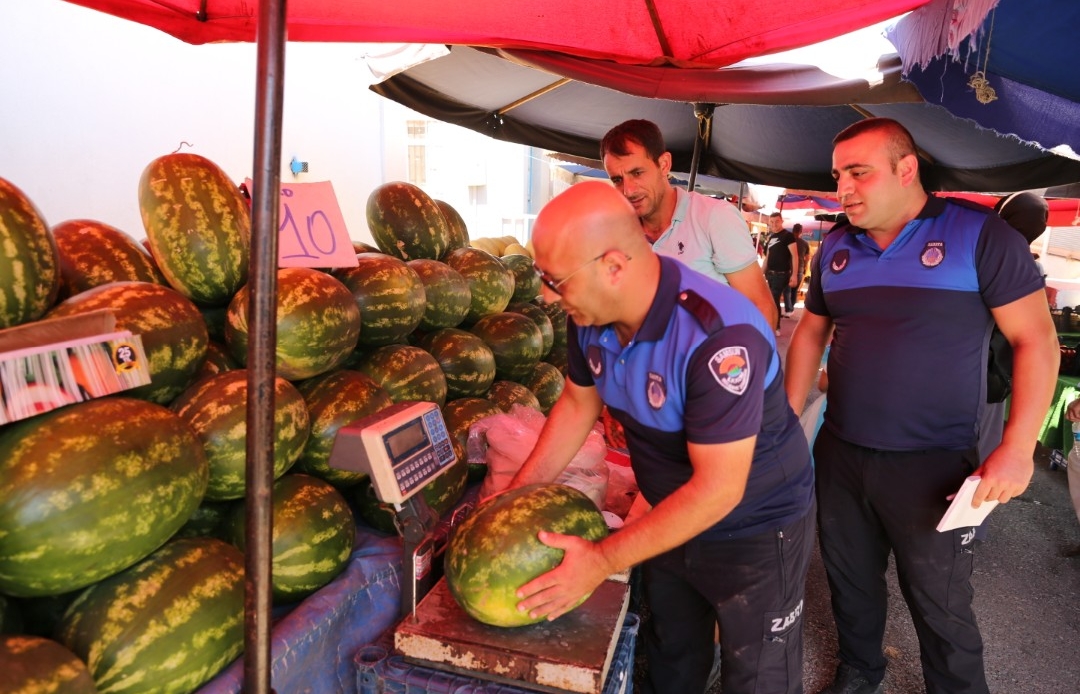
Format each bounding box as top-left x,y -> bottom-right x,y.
244,1 -> 286,692
688,103 -> 715,193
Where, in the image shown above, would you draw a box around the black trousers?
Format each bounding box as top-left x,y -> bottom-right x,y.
765,271 -> 790,327
641,505 -> 815,694
814,427 -> 989,694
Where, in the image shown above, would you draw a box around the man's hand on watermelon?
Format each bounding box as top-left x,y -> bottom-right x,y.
514,531 -> 612,622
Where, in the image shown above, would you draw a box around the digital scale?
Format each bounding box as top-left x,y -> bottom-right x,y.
329,400 -> 631,694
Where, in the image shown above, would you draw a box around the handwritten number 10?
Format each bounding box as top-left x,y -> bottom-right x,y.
280,201 -> 337,259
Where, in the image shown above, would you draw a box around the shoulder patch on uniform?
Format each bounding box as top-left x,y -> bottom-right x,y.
830,249 -> 850,273
708,346 -> 750,395
677,289 -> 724,332
646,372 -> 666,409
587,345 -> 603,377
920,241 -> 945,268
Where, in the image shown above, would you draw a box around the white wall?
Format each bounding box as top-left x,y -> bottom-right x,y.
0,1 -> 541,247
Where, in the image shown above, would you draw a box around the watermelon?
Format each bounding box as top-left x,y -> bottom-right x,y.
225,267 -> 361,381
353,240 -> 382,254
0,594 -> 21,635
416,328 -> 496,399
8,592 -> 80,639
57,537 -> 245,694
0,177 -> 60,329
293,369 -> 394,487
354,457 -> 468,533
435,199 -> 470,254
407,258 -> 471,331
534,297 -> 569,349
501,253 -> 542,303
366,181 -> 451,261
174,499 -> 236,541
506,301 -> 554,358
200,304 -> 229,343
224,474 -> 356,604
170,369 -> 310,501
524,361 -> 566,414
335,253 -> 426,347
0,398 -> 208,597
442,397 -> 503,481
444,484 -> 608,627
138,152 -> 250,306
355,344 -> 447,406
195,340 -> 240,381
544,344 -> 569,376
53,219 -> 167,299
47,280 -> 210,405
469,311 -> 544,383
0,635 -> 99,694
442,247 -> 515,324
487,380 -> 543,413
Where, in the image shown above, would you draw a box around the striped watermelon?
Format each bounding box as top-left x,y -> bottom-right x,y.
0,398 -> 208,597
416,328 -> 496,399
442,247 -> 514,324
138,152 -> 250,306
225,267 -> 361,381
52,219 -> 167,299
170,369 -> 310,501
355,344 -> 448,406
524,361 -> 566,414
435,199 -> 470,255
224,474 -> 356,604
501,253 -> 542,303
469,311 -> 544,383
442,397 -> 503,481
194,340 -> 240,381
544,344 -> 569,376
487,380 -> 543,413
353,240 -> 382,254
47,280 -> 210,405
200,304 -> 229,343
366,182 -> 451,261
57,537 -> 245,694
444,484 -> 608,627
407,258 -> 471,331
293,369 -> 394,487
174,499 -> 235,541
0,177 -> 60,329
506,301 -> 554,358
335,253 -> 425,347
0,635 -> 99,694
534,297 -> 569,349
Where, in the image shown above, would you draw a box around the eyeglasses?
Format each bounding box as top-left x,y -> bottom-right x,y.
534,253 -> 607,296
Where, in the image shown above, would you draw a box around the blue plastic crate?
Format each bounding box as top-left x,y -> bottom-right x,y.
356,612 -> 639,694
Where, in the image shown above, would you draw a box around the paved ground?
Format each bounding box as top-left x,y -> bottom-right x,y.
633,306 -> 1080,694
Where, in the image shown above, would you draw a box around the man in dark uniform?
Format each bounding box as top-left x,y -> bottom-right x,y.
510,181 -> 815,694
785,118 -> 1058,694
764,212 -> 798,335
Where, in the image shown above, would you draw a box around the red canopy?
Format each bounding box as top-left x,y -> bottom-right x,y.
940,192 -> 1080,228
63,0 -> 929,66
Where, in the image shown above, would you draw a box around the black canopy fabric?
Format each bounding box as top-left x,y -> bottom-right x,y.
371,46 -> 1080,192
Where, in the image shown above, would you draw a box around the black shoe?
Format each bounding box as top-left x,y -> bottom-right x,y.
817,663 -> 883,694
705,643 -> 722,691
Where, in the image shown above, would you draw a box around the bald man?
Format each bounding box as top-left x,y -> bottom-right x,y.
509,181 -> 815,694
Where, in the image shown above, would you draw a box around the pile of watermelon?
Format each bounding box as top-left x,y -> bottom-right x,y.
0,159 -> 571,692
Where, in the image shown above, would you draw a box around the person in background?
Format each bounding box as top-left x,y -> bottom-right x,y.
786,223 -> 811,314
763,212 -> 798,335
784,118 -> 1058,694
1061,399 -> 1080,534
600,119 -> 776,327
510,181 -> 815,694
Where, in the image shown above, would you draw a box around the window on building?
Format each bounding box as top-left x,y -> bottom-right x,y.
407,120 -> 427,185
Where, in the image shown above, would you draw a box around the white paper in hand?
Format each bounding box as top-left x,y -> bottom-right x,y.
936,475 -> 999,532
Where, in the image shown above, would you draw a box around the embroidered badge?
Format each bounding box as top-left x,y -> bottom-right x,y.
708,346 -> 750,395
646,372 -> 666,409
587,345 -> 603,377
920,241 -> 945,267
830,249 -> 850,274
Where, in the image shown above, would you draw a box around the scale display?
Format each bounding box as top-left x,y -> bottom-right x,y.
328,401 -> 456,505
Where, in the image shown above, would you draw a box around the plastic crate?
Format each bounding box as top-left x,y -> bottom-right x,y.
355,612 -> 639,694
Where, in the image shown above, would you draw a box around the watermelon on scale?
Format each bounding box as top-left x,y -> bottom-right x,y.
366,182 -> 451,261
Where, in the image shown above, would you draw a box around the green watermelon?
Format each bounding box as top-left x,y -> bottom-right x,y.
293,369 -> 394,487
534,297 -> 569,349
0,177 -> 60,329
170,369 -> 310,501
57,537 -> 245,694
524,361 -> 566,414
366,182 -> 451,261
200,304 -> 229,343
442,247 -> 514,324
225,267 -> 361,381
506,301 -> 554,358
0,635 -> 99,694
194,340 -> 240,381
355,344 -> 447,406
138,152 -> 250,306
354,457 -> 468,533
353,240 -> 382,254
53,219 -> 168,299
0,594 -> 21,635
444,484 -> 608,627
501,253 -> 542,303
544,344 -> 569,376
469,311 -> 544,383
416,328 -> 497,399
47,280 -> 210,405
435,199 -> 470,254
407,258 -> 471,331
225,474 -> 356,604
335,253 -> 426,346
0,398 -> 208,597
173,499 -> 236,541
441,397 -> 503,481
487,380 -> 543,413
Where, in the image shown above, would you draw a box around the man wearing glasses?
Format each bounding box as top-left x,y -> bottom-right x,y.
510,181 -> 815,694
